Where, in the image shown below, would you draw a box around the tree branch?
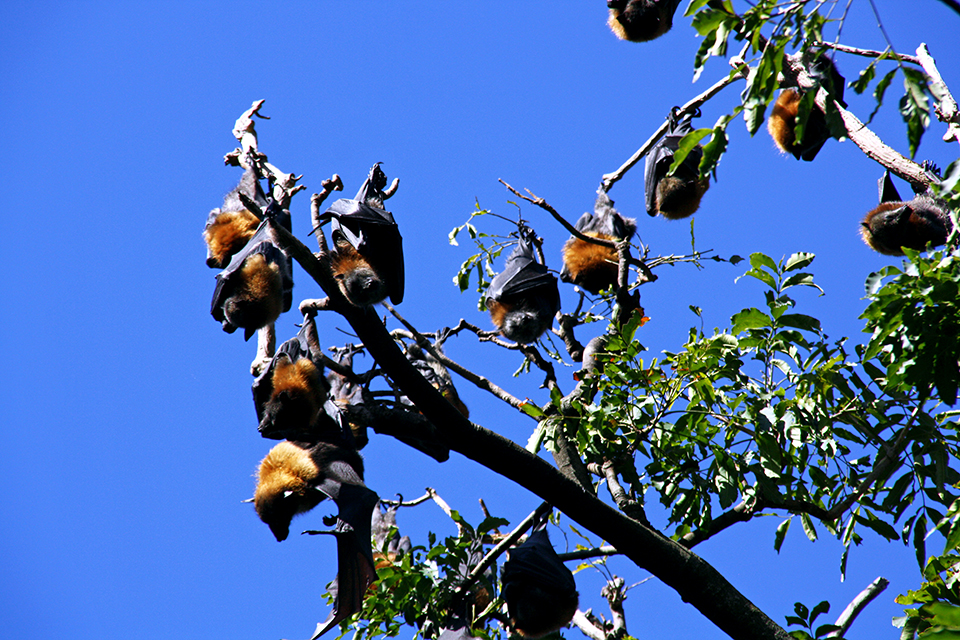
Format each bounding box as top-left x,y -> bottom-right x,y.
826,577 -> 890,638
266,217 -> 792,640
916,43 -> 960,148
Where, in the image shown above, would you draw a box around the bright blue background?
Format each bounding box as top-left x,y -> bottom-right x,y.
3,2 -> 958,639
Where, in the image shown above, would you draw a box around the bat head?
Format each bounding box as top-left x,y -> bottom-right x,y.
330,239 -> 390,308
489,297 -> 555,345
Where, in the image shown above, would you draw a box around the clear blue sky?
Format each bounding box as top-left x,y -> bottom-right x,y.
2,2 -> 958,639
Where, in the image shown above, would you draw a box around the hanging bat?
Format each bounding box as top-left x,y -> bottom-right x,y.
644,108 -> 710,219
561,191 -> 637,294
203,166 -> 269,269
486,228 -> 561,344
324,345 -> 369,450
500,518 -> 579,638
211,200 -> 294,340
607,0 -> 682,43
404,343 -> 470,418
861,170 -> 951,255
767,53 -> 845,161
371,500 -> 412,568
253,440 -> 379,639
252,318 -> 339,442
321,163 -> 404,307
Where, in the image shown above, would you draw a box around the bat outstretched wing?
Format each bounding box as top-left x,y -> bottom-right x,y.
301,479 -> 380,640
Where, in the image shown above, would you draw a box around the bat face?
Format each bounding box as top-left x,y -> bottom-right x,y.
489,297 -> 556,345
501,527 -> 579,639
861,200 -> 949,256
253,441 -> 366,542
487,232 -> 561,344
330,239 -> 390,308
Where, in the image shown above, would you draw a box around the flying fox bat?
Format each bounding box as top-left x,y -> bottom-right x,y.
861,170 -> 951,255
768,53 -> 845,161
203,166 -> 269,268
607,0 -> 682,42
211,200 -> 294,340
371,500 -> 412,568
324,345 -> 369,450
561,191 -> 637,294
500,518 -> 579,638
252,318 -> 339,442
645,109 -> 710,219
403,343 -> 469,418
486,229 -> 561,344
254,441 -> 379,639
320,163 -> 404,307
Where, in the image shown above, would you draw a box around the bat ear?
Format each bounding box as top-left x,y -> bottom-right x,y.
241,497 -> 255,504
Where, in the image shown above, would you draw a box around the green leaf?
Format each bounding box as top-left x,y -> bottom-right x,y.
775,518 -> 791,553
784,252 -> 816,272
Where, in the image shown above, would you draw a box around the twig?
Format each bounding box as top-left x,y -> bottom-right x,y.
810,41 -> 920,65
380,492 -> 432,507
500,179 -> 616,249
428,487 -> 460,531
251,323 -> 276,377
310,175 -> 344,248
557,545 -> 620,562
384,306 -> 527,410
602,576 -> 628,640
572,610 -> 607,640
453,502 -> 553,600
826,577 -> 890,638
916,44 -> 960,147
601,65 -> 747,191
680,498 -> 758,548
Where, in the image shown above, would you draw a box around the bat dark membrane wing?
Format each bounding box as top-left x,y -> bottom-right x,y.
301,479 -> 379,640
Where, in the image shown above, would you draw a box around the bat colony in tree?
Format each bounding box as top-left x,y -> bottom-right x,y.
201,5 -> 957,639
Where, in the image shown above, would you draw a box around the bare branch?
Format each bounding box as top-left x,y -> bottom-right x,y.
500,179 -> 616,249
557,545 -> 620,562
602,576 -> 628,640
602,459 -> 649,525
383,177 -> 400,200
250,323 -> 276,377
810,41 -> 921,65
572,610 -> 607,640
827,577 -> 890,638
380,492 -> 433,507
680,498 -> 758,548
916,44 -> 960,147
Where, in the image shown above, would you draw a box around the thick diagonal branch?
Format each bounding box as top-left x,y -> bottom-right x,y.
265,219 -> 792,640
